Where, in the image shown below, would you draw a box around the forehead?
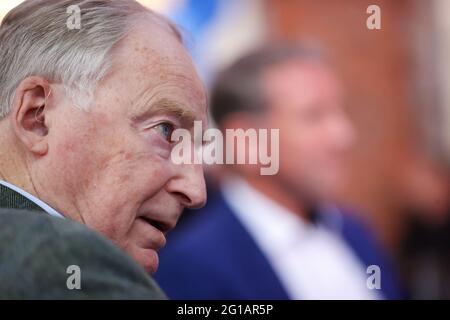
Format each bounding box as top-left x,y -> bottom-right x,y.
262,60 -> 342,108
100,18 -> 207,122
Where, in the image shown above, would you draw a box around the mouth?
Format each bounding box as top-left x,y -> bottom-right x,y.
138,216 -> 169,250
140,216 -> 173,234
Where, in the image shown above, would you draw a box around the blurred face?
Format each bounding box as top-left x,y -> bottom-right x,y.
36,20 -> 207,273
262,60 -> 354,202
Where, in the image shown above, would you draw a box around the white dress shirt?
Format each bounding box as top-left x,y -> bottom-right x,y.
221,176 -> 381,300
0,180 -> 65,219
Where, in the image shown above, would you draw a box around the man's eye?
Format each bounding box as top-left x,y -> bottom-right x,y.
153,122 -> 175,142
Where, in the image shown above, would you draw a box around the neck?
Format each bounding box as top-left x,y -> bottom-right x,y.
242,174 -> 312,223
0,137 -> 38,197
0,164 -> 36,195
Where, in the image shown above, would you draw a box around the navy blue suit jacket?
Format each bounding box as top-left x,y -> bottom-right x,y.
156,192 -> 404,299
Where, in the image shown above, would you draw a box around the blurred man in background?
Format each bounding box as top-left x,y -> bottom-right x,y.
156,44 -> 404,300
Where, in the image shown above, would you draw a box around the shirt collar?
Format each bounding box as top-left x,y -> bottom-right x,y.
221,175 -> 315,256
0,180 -> 65,219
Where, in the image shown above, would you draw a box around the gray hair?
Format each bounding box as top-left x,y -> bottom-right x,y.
0,0 -> 182,119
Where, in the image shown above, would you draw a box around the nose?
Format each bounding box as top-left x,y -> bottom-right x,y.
166,163 -> 207,209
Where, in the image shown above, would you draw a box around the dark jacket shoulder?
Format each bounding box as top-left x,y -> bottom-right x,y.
0,209 -> 166,300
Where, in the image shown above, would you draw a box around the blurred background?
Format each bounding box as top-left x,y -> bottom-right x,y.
155,0 -> 450,299
2,0 -> 450,299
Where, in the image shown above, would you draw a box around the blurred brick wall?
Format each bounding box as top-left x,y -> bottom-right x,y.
266,0 -> 448,253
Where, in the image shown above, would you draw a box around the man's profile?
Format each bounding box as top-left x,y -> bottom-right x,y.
0,0 -> 207,299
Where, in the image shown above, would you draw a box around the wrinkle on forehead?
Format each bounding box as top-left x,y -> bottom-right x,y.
131,70 -> 204,105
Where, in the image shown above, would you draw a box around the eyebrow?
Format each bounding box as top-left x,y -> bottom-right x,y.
131,97 -> 198,128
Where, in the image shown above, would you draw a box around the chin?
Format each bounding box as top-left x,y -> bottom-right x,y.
138,248 -> 160,274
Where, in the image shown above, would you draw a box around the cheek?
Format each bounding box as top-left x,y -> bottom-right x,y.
82,154 -> 172,242
94,148 -> 170,196
95,151 -> 172,207
53,120 -> 174,232
116,153 -> 172,196
279,131 -> 321,182
49,133 -> 96,193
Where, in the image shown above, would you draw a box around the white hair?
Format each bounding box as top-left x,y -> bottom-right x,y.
0,0 -> 182,118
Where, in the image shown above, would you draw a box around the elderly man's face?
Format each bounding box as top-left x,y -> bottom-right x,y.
40,20 -> 207,273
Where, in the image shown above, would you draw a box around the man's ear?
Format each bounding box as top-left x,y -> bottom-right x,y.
9,76 -> 52,156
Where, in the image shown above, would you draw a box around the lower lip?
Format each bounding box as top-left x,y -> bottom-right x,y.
137,217 -> 167,250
